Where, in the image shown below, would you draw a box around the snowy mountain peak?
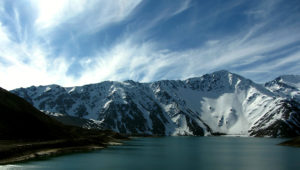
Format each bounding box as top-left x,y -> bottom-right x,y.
265,74 -> 300,103
277,75 -> 300,89
184,70 -> 268,96
11,71 -> 300,137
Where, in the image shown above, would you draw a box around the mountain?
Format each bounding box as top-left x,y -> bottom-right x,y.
0,87 -> 125,164
11,70 -> 300,137
43,110 -> 103,130
0,87 -> 68,140
0,87 -> 115,140
265,75 -> 300,103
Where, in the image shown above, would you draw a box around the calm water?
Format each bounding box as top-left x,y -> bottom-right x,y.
2,137 -> 300,170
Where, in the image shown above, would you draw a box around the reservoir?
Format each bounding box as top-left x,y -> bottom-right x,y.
3,137 -> 300,170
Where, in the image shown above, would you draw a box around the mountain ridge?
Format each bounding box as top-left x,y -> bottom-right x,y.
11,70 -> 300,137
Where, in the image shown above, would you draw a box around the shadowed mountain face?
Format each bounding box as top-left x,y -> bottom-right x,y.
11,70 -> 300,137
0,87 -> 70,140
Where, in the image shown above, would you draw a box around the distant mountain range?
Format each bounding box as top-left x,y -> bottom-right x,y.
11,70 -> 300,137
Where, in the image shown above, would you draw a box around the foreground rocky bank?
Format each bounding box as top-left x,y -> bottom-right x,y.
0,133 -> 125,165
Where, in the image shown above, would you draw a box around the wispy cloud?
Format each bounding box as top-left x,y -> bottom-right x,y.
32,0 -> 142,34
0,21 -> 73,89
172,0 -> 191,16
73,23 -> 300,84
0,0 -> 300,90
0,0 -> 143,89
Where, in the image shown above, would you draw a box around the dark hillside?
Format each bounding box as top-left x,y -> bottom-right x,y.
0,87 -> 123,141
0,87 -> 70,140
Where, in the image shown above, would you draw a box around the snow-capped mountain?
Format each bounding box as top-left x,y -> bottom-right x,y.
265,75 -> 300,103
11,70 -> 300,137
42,110 -> 103,130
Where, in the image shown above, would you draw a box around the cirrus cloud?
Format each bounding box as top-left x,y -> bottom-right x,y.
0,0 -> 300,90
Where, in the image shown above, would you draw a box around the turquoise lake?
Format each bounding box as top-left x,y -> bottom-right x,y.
2,137 -> 300,170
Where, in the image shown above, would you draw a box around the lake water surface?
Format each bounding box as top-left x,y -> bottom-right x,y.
3,137 -> 300,170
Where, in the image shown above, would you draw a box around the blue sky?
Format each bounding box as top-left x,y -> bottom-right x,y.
0,0 -> 300,90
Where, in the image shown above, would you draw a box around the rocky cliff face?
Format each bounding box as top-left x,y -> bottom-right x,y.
11,70 -> 300,137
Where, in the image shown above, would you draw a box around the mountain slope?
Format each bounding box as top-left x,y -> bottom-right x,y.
0,87 -> 68,140
0,87 -> 121,140
43,111 -> 103,130
265,75 -> 300,103
0,87 -> 126,164
11,70 -> 300,137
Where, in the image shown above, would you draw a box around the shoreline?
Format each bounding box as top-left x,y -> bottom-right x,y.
2,135 -> 297,165
0,139 -> 124,165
